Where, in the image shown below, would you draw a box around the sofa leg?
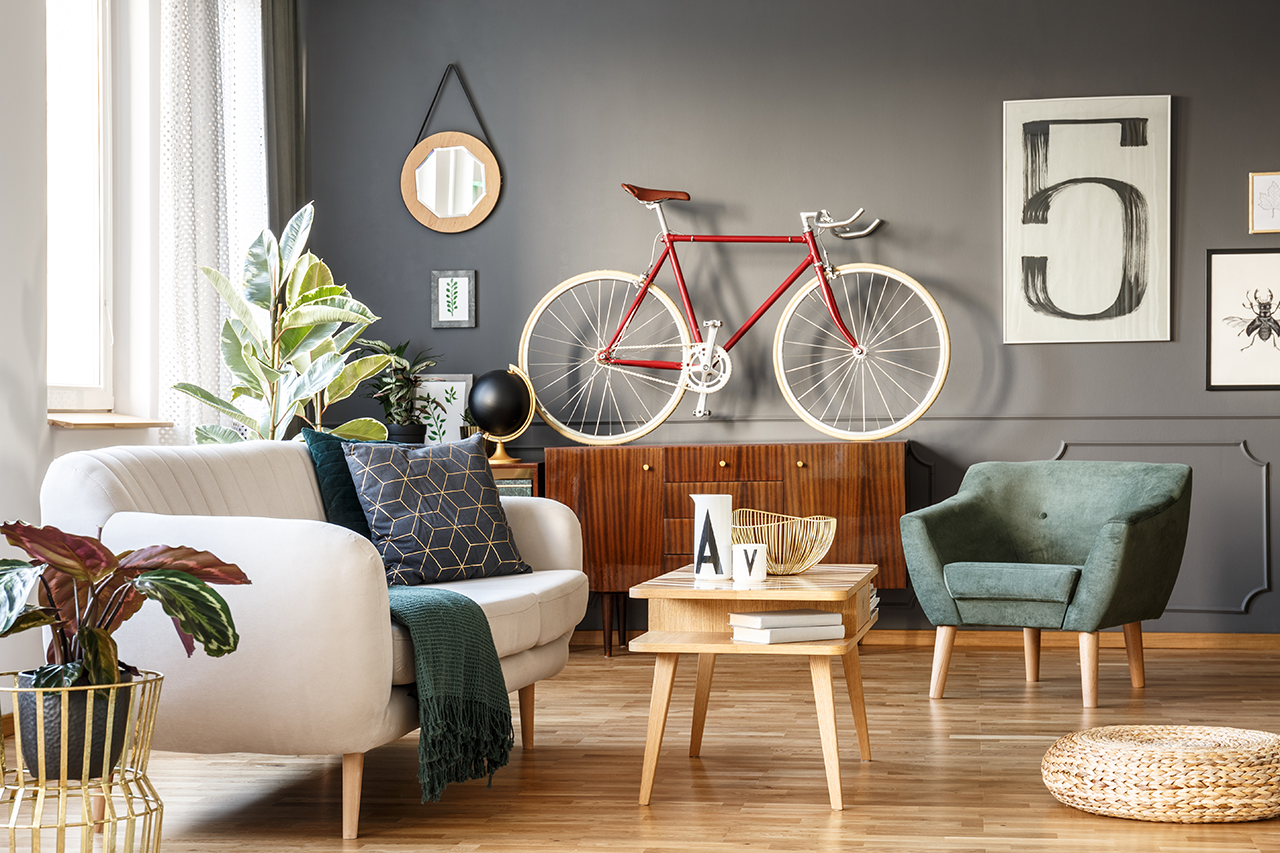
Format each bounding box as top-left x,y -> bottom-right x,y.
1079,632 -> 1099,709
1123,621 -> 1145,688
930,626 -> 956,699
518,684 -> 535,749
1023,628 -> 1041,682
342,752 -> 364,839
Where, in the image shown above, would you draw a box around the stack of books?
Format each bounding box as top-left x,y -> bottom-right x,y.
728,608 -> 845,644
870,585 -> 880,615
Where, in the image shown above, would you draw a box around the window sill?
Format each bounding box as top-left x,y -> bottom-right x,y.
47,412 -> 173,430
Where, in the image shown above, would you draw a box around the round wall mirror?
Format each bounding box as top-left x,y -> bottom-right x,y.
400,131 -> 501,233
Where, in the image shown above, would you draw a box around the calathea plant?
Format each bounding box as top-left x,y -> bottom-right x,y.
0,522 -> 250,687
357,339 -> 441,425
174,203 -> 392,443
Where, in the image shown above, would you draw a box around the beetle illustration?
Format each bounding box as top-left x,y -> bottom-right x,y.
1223,289 -> 1280,350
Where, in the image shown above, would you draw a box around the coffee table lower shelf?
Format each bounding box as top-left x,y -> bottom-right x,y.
629,630 -> 865,656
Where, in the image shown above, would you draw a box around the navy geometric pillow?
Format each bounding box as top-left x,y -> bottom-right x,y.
342,433 -> 531,585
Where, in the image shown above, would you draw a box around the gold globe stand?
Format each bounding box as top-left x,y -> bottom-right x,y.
483,364 -> 537,465
0,670 -> 165,852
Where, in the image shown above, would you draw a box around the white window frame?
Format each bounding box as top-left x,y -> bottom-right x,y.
46,0 -> 115,413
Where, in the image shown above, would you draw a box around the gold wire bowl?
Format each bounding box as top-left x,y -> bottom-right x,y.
731,508 -> 837,575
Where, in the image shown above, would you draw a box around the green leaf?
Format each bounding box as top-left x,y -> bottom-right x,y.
242,229 -> 280,310
286,252 -> 316,306
277,203 -> 314,283
0,562 -> 41,636
0,606 -> 59,638
326,354 -> 392,405
220,320 -> 267,396
280,296 -> 379,330
330,418 -> 389,441
333,323 -> 369,355
131,570 -> 240,657
294,284 -> 348,305
194,424 -> 245,444
31,662 -> 84,689
78,626 -> 120,686
201,266 -> 265,345
279,352 -> 346,412
172,383 -> 261,432
279,321 -> 340,364
296,258 -> 335,300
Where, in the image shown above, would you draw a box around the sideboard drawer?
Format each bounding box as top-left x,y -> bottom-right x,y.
664,445 -> 783,482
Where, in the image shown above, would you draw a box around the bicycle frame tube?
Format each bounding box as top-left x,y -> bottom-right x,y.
601,227 -> 860,372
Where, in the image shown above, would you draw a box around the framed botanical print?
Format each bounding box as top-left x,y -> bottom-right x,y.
1249,172 -> 1280,234
431,269 -> 477,328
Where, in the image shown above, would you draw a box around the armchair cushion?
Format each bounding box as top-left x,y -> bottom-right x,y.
344,435 -> 531,585
944,561 -> 1083,629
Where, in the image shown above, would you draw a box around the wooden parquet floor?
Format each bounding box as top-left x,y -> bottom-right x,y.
146,643 -> 1280,852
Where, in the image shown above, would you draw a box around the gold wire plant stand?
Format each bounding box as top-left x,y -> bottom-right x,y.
0,670 -> 164,852
731,509 -> 837,575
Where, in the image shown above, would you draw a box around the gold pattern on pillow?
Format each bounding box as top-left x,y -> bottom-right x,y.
343,434 -> 530,584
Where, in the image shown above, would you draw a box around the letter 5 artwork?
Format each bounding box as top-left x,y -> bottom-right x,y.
1003,96 -> 1171,343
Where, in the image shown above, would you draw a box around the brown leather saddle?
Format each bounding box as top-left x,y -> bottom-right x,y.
621,183 -> 691,203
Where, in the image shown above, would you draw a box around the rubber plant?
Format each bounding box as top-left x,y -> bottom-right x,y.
357,339 -> 441,426
0,522 -> 251,688
173,203 -> 392,443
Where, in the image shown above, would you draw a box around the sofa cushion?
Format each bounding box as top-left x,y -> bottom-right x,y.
301,428 -> 401,538
389,569 -> 589,685
344,435 -> 531,584
944,561 -> 1082,603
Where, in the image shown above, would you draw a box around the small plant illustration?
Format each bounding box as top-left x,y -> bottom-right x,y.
424,386 -> 458,443
1259,181 -> 1280,221
445,278 -> 460,318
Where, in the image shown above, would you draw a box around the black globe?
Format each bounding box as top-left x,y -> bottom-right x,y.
468,369 -> 532,438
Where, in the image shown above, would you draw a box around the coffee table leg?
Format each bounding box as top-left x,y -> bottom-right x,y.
690,653 -> 716,757
639,653 -> 680,805
809,655 -> 843,810
841,646 -> 871,761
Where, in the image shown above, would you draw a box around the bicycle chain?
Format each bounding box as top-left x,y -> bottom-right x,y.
596,343 -> 689,389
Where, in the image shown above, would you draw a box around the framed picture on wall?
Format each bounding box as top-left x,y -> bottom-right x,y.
1207,249 -> 1280,390
1249,172 -> 1280,234
431,270 -> 477,328
419,373 -> 473,443
1003,95 -> 1171,343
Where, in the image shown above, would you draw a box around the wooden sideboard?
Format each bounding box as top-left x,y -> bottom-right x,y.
546,441 -> 908,654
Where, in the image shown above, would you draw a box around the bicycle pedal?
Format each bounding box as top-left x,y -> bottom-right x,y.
692,407 -> 712,418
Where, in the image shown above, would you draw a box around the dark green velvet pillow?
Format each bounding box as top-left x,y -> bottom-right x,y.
301,428 -> 399,538
342,433 -> 532,585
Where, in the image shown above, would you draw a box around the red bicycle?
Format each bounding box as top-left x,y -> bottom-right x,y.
519,183 -> 950,445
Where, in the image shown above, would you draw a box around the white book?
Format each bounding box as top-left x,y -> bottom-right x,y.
727,608 -> 844,629
731,624 -> 846,644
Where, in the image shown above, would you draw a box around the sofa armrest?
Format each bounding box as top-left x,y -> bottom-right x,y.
100,512 -> 417,756
899,492 -> 999,626
501,496 -> 583,573
1065,472 -> 1193,633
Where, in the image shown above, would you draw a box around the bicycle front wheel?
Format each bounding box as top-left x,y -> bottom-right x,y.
774,263 -> 949,440
519,271 -> 691,445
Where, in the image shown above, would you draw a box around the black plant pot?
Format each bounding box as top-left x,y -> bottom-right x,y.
17,671 -> 134,780
385,423 -> 427,444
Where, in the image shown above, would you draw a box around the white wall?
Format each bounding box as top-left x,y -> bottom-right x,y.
0,1 -> 56,675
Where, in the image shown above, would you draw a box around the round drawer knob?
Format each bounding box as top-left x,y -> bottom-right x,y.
642,464 -> 651,471
719,460 -> 727,468
797,460 -> 806,468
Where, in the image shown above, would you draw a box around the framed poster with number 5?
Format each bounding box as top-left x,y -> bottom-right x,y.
431,269 -> 477,328
1003,95 -> 1171,344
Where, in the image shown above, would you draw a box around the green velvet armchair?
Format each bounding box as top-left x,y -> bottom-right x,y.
899,460 -> 1192,708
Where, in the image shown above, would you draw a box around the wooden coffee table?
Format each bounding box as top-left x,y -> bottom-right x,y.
628,564 -> 879,809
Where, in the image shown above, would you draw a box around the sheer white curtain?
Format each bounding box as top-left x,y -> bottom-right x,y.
158,0 -> 267,445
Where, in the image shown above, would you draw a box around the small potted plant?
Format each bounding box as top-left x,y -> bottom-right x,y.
0,522 -> 249,778
357,339 -> 442,443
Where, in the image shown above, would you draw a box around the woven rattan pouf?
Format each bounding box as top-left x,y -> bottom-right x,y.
1042,725 -> 1280,823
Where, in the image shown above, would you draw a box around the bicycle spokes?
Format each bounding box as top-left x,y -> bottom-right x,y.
774,265 -> 949,440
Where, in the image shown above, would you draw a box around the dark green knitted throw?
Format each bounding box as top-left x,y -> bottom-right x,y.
387,585 -> 514,803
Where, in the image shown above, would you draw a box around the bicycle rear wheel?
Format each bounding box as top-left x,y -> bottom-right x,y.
519,271 -> 691,445
774,263 -> 949,440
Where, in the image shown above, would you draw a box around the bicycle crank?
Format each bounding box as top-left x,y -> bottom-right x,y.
684,320 -> 732,418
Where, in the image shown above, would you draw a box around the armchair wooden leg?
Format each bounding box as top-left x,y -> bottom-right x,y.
1023,628 -> 1041,682
930,626 -> 957,699
518,684 -> 535,749
342,752 -> 364,839
1123,622 -> 1145,688
1079,632 -> 1099,709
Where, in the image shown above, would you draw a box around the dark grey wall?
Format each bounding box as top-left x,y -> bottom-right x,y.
304,0 -> 1280,632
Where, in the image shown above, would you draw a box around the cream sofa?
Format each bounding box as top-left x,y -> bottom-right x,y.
39,440 -> 589,838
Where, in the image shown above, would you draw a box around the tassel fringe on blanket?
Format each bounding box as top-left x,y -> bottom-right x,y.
387,585 -> 514,802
